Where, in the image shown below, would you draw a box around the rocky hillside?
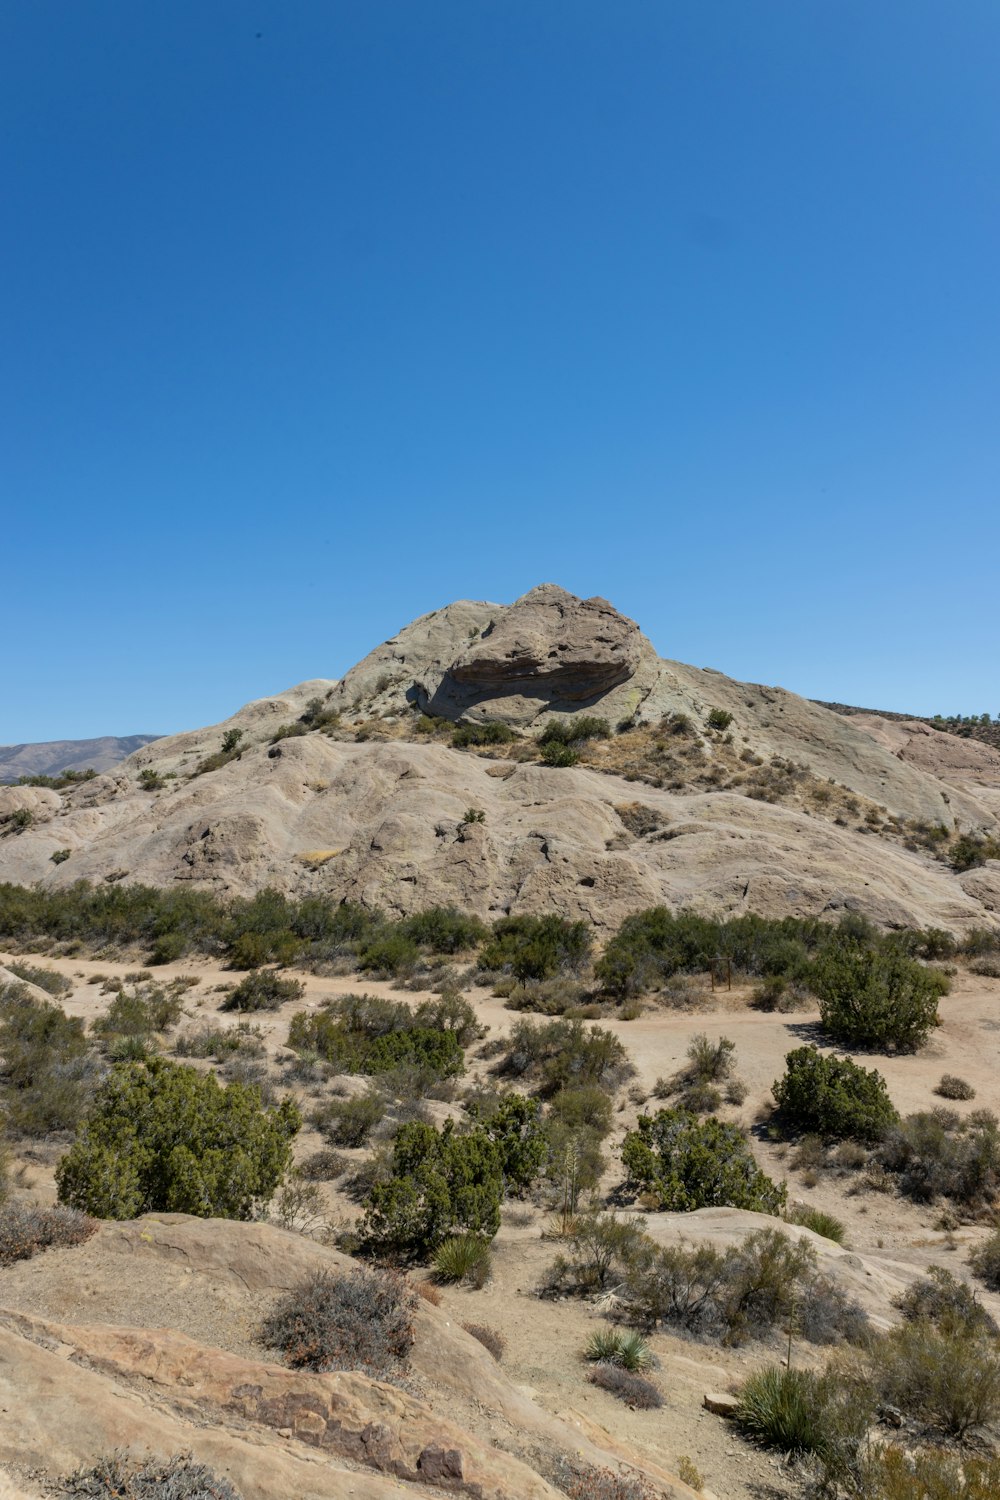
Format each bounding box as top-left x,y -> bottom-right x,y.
0,734 -> 160,783
1,585 -> 997,933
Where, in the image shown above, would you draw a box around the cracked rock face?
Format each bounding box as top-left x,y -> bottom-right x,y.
426,584 -> 649,722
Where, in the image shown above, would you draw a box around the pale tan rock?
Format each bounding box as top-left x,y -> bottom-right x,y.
703,1392 -> 740,1417
2,585 -> 999,936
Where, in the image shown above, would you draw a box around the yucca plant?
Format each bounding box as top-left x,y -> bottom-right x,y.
432,1233 -> 492,1287
734,1365 -> 829,1455
787,1205 -> 847,1244
583,1327 -> 653,1372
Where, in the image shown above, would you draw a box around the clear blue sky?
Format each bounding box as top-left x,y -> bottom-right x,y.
3,1 -> 998,743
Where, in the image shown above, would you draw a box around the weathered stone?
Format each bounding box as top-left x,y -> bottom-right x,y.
703,1391 -> 740,1417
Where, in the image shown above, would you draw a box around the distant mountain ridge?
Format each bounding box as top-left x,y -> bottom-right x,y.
0,735 -> 161,783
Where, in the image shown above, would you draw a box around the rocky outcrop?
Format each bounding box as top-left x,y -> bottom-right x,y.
1,585 -> 998,934
424,585 -> 652,723
0,1216 -> 699,1500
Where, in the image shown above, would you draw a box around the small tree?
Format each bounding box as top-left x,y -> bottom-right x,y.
360,1119 -> 504,1259
811,941 -> 945,1051
621,1108 -> 786,1215
56,1057 -> 300,1219
772,1045 -> 898,1142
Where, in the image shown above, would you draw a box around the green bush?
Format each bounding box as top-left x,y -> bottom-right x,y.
706,708 -> 734,731
287,995 -> 466,1082
5,961 -> 72,996
853,1448 -> 1000,1500
0,985 -> 94,1135
969,1230 -> 1000,1292
878,1108 -> 1000,1207
543,1214 -> 648,1294
468,1091 -> 547,1192
56,1057 -> 300,1219
811,940 -> 946,1051
93,986 -> 184,1044
538,716 -> 610,746
621,1109 -> 786,1214
480,914 -> 592,982
497,1017 -> 631,1097
220,969 -> 304,1012
451,720 -> 514,748
397,906 -> 487,953
874,1318 -> 1000,1437
313,1092 -> 385,1148
261,1265 -> 416,1376
771,1045 -> 898,1142
540,740 -> 580,767
360,1119 -> 504,1259
896,1266 -> 997,1336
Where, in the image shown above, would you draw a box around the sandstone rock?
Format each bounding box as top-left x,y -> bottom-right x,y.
427,584 -> 647,723
703,1392 -> 740,1417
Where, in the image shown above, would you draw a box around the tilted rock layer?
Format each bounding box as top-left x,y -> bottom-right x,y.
1,584 -> 998,933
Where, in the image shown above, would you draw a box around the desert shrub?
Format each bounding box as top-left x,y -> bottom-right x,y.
56,1057 -> 300,1220
355,928 -> 421,976
5,961 -> 72,996
969,1229 -> 1000,1291
566,1468 -> 659,1500
220,969 -> 303,1012
811,940 -> 946,1051
621,1109 -> 786,1214
873,1318 -> 1000,1436
397,906 -> 487,953
544,1214 -> 648,1294
174,1022 -> 264,1061
467,1091 -> 547,1192
287,995 -> 465,1082
595,906 -> 821,998
0,1202 -> 95,1265
51,848 -> 72,864
0,985 -> 96,1135
93,986 -> 184,1044
877,1108 -> 1000,1207
540,740 -> 580,766
584,1327 -> 653,1371
685,1032 -> 736,1083
772,1045 -> 898,1142
706,708 -> 734,731
786,1205 -> 846,1243
546,1084 -> 614,1137
497,1017 -> 631,1097
462,1322 -> 505,1360
587,1364 -> 662,1408
314,1092 -> 385,1147
261,1265 -> 416,1377
538,716 -> 611,746
852,1447 -> 1000,1500
451,720 -> 514,748
60,1450 -> 243,1500
935,1073 -> 975,1100
896,1266 -> 997,1335
480,915 -> 592,983
299,1147 -> 349,1180
360,1119 -> 504,1259
432,1232 -> 492,1287
950,832 -> 1000,871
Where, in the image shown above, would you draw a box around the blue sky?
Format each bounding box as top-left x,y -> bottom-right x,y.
3,1 -> 998,742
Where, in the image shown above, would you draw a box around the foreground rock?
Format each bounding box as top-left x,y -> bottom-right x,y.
0,1216 -> 699,1500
